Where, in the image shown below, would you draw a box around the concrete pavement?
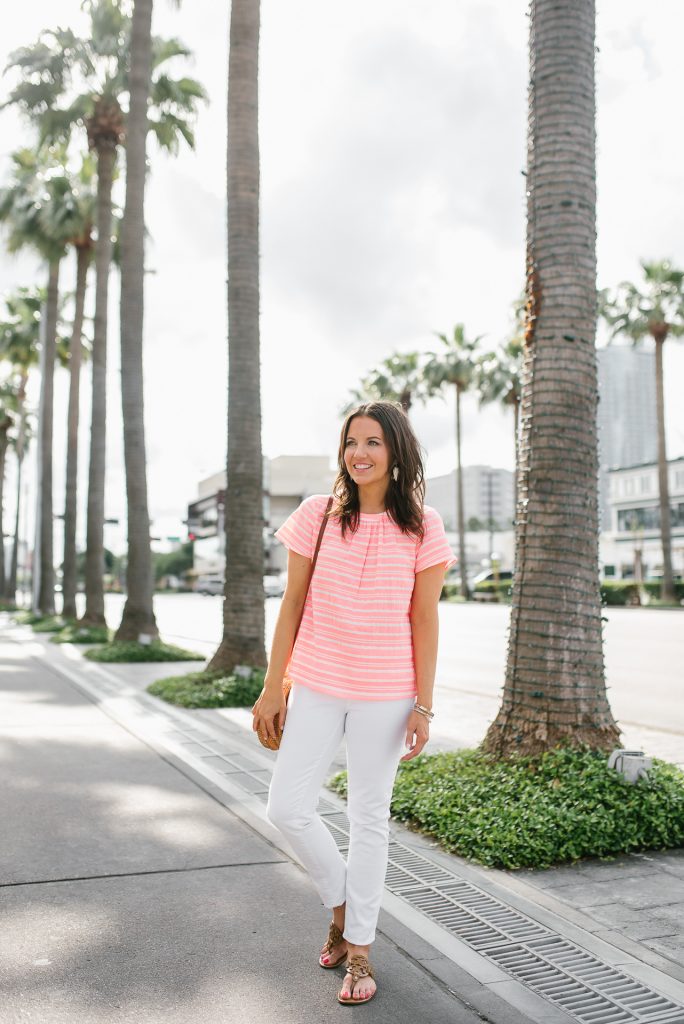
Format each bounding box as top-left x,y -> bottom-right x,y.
0,622 -> 506,1024
3,616 -> 684,1024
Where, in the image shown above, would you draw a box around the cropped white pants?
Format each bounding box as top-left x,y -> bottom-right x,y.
266,683 -> 415,945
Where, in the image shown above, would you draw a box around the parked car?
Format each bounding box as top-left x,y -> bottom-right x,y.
264,574 -> 285,598
195,574 -> 223,596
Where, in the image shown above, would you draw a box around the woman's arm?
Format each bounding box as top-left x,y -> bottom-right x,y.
251,549 -> 311,742
402,563 -> 447,761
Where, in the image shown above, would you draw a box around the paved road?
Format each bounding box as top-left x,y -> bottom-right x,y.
71,593 -> 684,764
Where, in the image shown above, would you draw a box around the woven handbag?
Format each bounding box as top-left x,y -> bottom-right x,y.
257,496 -> 333,750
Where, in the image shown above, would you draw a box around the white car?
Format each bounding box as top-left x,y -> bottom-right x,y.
263,574 -> 285,598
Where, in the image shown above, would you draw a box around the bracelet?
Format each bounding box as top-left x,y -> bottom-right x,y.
413,703 -> 434,720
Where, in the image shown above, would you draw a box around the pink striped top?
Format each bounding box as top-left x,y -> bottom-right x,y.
274,494 -> 457,700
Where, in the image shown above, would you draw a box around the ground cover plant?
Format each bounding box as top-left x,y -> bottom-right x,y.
51,624 -> 112,644
84,640 -> 204,663
147,667 -> 265,708
328,746 -> 684,870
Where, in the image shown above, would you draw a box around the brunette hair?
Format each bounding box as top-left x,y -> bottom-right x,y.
329,400 -> 426,541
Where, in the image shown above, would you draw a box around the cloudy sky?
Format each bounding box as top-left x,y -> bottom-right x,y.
1,0 -> 683,554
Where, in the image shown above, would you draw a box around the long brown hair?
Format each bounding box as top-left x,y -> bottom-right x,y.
329,401 -> 426,541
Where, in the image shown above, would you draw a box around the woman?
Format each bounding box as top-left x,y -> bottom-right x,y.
252,400 -> 455,1005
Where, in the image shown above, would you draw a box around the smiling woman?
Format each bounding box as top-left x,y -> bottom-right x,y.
251,399 -> 455,1006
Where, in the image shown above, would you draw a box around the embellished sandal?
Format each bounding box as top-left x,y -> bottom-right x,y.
337,953 -> 377,1004
319,920 -> 348,969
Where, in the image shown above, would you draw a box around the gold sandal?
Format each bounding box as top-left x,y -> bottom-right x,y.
319,920 -> 347,969
337,953 -> 377,1004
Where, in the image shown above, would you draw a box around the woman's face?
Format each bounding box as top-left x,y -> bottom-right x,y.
343,415 -> 391,486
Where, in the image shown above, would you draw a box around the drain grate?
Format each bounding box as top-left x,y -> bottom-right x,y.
154,714 -> 684,1024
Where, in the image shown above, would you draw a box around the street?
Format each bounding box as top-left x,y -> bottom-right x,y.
81,593 -> 684,766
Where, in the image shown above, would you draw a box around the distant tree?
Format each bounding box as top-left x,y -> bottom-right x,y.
5,0 -> 206,627
600,260 -> 684,602
0,149 -> 84,613
344,351 -> 426,415
423,324 -> 483,599
0,288 -> 42,599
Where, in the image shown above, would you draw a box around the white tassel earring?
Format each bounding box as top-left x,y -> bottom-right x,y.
392,465 -> 399,482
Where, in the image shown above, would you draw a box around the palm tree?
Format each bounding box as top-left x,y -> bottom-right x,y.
482,0 -> 620,758
600,260 -> 684,602
423,325 -> 482,599
116,2 -> 206,641
0,383 -> 21,594
207,0 -> 266,673
5,0 -> 206,628
344,351 -> 425,415
0,149 -> 82,614
0,288 -> 42,601
58,157 -> 96,620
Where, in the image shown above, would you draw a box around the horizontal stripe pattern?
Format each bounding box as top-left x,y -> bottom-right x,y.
274,494 -> 456,700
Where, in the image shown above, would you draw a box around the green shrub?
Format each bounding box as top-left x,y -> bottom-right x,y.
474,580 -> 513,602
31,616 -> 71,633
147,666 -> 266,707
600,581 -> 641,606
13,610 -> 48,625
84,640 -> 204,663
643,581 -> 684,602
328,746 -> 684,870
51,625 -> 112,644
440,583 -> 467,602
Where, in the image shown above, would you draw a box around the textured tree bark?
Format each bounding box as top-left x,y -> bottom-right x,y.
36,260 -> 61,616
115,0 -> 159,642
62,244 -> 90,620
6,372 -> 28,600
207,0 -> 266,672
81,143 -> 116,627
454,383 -> 469,599
653,336 -> 675,601
483,0 -> 620,757
0,417 -> 9,594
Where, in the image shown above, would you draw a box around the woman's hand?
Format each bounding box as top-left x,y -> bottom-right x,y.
251,684 -> 287,744
400,710 -> 430,762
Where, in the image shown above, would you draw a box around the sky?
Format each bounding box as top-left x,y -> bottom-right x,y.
1,0 -> 683,556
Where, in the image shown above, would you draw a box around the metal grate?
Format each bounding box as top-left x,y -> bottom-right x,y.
152,714 -> 684,1024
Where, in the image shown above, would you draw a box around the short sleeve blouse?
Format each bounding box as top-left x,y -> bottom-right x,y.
274,494 -> 456,700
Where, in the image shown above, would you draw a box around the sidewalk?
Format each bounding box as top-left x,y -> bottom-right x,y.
2,618 -> 684,1024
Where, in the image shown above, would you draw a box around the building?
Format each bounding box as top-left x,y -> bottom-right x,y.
186,455 -> 336,578
597,345 -> 657,529
425,466 -> 515,533
599,456 -> 684,579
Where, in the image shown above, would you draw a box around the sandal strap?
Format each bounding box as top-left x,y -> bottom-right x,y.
345,954 -> 375,983
322,920 -> 345,954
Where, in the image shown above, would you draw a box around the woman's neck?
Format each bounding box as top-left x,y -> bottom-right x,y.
357,481 -> 389,514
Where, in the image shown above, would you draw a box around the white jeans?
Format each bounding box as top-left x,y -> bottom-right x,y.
266,683 -> 415,945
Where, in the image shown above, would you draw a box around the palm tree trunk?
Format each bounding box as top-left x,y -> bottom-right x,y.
513,396 -> 520,527
6,372 -> 28,601
483,0 -> 619,757
0,418 -> 9,594
36,259 -> 60,616
81,145 -> 116,627
62,243 -> 90,620
115,0 -> 159,642
653,337 -> 675,601
455,383 -> 469,599
207,0 -> 266,672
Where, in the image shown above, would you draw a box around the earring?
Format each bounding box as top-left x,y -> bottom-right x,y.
392,465 -> 399,482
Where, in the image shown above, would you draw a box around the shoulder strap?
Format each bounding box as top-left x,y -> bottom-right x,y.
292,496 -> 333,644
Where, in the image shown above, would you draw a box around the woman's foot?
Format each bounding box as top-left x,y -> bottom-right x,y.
319,916 -> 348,968
338,949 -> 377,1003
